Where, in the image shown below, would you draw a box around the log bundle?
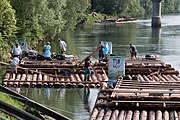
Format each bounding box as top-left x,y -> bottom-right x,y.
2,68 -> 108,89
90,108 -> 180,120
91,87 -> 180,120
90,58 -> 180,120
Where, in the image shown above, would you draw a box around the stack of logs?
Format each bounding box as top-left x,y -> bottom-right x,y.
2,61 -> 108,89
90,59 -> 180,120
90,88 -> 180,120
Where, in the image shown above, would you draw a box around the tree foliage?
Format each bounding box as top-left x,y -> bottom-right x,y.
63,0 -> 91,31
0,0 -> 16,57
91,0 -> 144,17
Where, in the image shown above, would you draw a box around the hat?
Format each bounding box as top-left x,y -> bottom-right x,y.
47,42 -> 50,45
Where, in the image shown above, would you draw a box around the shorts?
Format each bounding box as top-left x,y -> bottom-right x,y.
84,67 -> 91,75
10,64 -> 16,68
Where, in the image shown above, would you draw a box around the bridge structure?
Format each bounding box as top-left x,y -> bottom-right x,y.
152,0 -> 162,27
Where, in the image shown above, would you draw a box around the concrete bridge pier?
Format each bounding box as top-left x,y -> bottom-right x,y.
152,0 -> 162,27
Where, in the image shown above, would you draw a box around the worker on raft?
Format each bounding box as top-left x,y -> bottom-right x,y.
11,43 -> 22,58
98,41 -> 104,63
10,57 -> 20,78
129,44 -> 138,59
83,56 -> 92,81
43,42 -> 52,60
58,38 -> 67,55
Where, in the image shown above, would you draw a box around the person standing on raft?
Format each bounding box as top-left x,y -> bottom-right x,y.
83,57 -> 92,81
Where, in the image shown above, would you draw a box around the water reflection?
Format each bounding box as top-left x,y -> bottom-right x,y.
43,88 -> 50,100
18,88 -> 98,119
83,88 -> 90,112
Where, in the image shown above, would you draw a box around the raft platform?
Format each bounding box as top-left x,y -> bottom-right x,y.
1,58 -> 179,89
90,58 -> 180,120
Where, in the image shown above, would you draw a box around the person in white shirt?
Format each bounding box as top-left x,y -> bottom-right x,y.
58,38 -> 67,54
10,57 -> 20,75
11,43 -> 22,58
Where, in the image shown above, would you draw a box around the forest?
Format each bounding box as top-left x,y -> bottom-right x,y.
0,0 -> 180,59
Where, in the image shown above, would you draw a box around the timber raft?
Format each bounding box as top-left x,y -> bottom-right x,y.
90,58 -> 180,120
1,58 -> 179,89
2,56 -> 180,119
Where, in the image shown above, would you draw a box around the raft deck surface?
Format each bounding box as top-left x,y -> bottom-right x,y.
90,58 -> 180,120
1,58 -> 179,89
90,76 -> 180,120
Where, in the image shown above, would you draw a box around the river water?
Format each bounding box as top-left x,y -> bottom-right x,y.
18,14 -> 180,120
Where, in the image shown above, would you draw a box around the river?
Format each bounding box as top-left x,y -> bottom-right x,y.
17,14 -> 180,120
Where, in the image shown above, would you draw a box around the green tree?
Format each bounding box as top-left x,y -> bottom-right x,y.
139,0 -> 152,14
63,0 -> 91,31
0,0 -> 16,58
10,0 -> 42,46
91,0 -> 144,17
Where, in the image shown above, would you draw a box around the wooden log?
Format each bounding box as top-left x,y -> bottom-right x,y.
70,75 -> 77,88
101,73 -> 108,87
60,77 -> 66,88
3,73 -> 11,86
13,74 -> 21,87
75,74 -> 84,88
161,70 -> 179,75
171,75 -> 180,82
125,110 -> 133,120
20,74 -> 26,87
177,111 -> 180,120
103,109 -> 112,120
177,74 -> 180,79
117,110 -> 126,120
48,77 -> 54,88
20,64 -> 76,68
23,74 -> 31,88
174,111 -> 178,120
36,73 -> 42,88
54,78 -> 61,88
91,74 -> 101,88
157,75 -> 167,82
163,111 -> 169,120
96,108 -> 105,120
142,75 -> 150,82
80,74 -> 88,88
162,75 -> 171,82
148,111 -> 155,120
156,110 -> 162,120
8,73 -> 15,87
167,75 -> 176,82
90,108 -> 99,120
97,74 -> 107,88
138,74 -> 145,82
110,110 -> 119,120
43,74 -> 48,88
151,75 -> 160,82
65,78 -> 72,88
31,74 -> 37,88
147,75 -> 156,82
132,110 -> 140,120
140,110 -> 147,120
